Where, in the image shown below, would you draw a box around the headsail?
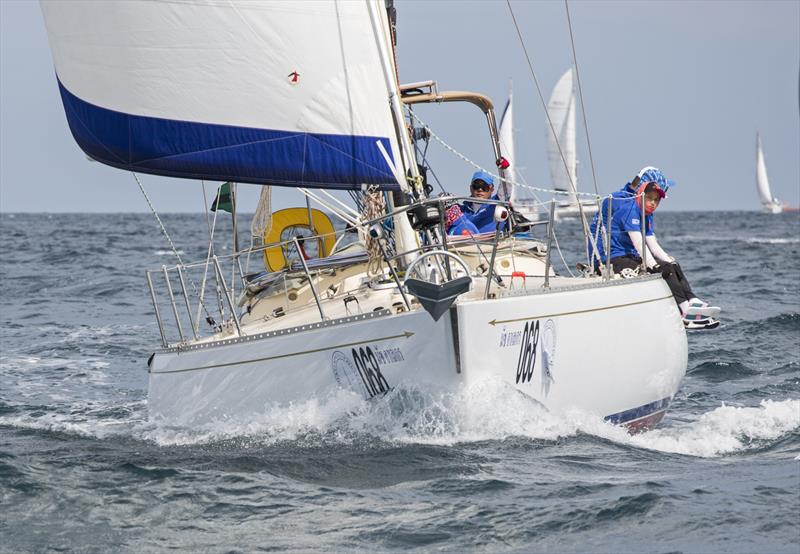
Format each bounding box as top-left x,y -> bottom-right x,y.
498,82 -> 518,203
40,0 -> 403,190
546,68 -> 577,206
756,133 -> 781,213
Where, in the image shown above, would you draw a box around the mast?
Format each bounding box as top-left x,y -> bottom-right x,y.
368,0 -> 420,263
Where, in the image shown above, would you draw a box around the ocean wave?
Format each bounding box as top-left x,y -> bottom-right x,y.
688,361 -> 759,382
0,400 -> 147,439
623,399 -> 800,458
745,313 -> 799,333
2,379 -> 796,460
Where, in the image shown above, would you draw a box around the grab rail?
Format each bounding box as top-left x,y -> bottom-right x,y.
145,196 -> 560,348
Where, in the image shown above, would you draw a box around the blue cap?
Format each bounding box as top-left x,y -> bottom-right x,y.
637,166 -> 675,196
471,170 -> 495,187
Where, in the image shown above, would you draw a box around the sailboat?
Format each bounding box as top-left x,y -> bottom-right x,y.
756,133 -> 784,214
501,69 -> 599,221
545,68 -> 599,220
498,83 -> 519,206
40,0 -> 687,433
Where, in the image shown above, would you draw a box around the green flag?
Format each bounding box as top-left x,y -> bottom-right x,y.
210,182 -> 233,213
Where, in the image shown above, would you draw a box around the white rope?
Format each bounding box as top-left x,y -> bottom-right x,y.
407,110 -> 600,200
250,185 -> 273,239
362,189 -> 386,275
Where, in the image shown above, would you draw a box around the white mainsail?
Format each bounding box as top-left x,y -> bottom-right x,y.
546,68 -> 578,207
498,82 -> 518,202
756,133 -> 782,213
39,0 -> 404,189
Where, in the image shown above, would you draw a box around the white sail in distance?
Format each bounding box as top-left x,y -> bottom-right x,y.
756,133 -> 782,213
546,69 -> 578,206
498,82 -> 518,202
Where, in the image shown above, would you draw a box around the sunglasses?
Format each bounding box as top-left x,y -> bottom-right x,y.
470,181 -> 492,192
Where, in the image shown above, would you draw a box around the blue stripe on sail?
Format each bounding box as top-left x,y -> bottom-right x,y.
56,78 -> 399,190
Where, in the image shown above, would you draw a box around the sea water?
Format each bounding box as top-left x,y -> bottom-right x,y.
1,211 -> 798,553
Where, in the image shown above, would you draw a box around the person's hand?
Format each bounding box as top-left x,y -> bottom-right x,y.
647,263 -> 663,274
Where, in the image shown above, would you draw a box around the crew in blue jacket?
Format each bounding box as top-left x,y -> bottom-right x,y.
590,170 -> 715,324
461,170 -> 503,233
613,166 -> 676,200
590,166 -> 676,263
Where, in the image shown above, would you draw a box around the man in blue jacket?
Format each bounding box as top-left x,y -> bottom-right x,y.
461,170 -> 502,233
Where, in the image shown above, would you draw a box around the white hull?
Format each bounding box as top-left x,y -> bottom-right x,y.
150,275 -> 686,432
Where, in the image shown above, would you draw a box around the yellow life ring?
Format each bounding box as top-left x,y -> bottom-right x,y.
263,207 -> 336,271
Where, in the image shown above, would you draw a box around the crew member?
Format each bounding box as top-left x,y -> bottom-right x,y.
461,170 -> 503,233
596,179 -> 714,324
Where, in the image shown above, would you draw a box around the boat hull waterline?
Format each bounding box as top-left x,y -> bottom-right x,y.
149,276 -> 687,433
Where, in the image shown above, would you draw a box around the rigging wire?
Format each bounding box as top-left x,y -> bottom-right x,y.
551,226 -> 576,278
199,180 -> 225,320
413,136 -> 447,194
201,180 -> 214,243
504,0 -> 582,206
505,0 -> 597,265
133,172 -> 184,266
132,172 -> 215,328
564,0 -> 600,197
407,110 -> 598,199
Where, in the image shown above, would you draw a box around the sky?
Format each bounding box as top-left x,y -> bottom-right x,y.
1,0 -> 798,213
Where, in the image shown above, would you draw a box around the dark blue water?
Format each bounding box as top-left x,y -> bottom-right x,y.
1,211 -> 798,553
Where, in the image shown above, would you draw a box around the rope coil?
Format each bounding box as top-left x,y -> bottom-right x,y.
362,187 -> 387,275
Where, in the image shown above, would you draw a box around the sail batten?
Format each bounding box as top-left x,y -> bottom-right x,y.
41,0 -> 403,189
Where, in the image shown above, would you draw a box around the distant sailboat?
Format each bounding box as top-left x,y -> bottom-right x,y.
756,133 -> 784,214
498,81 -> 518,203
498,81 -> 545,221
499,71 -> 598,221
545,69 -> 597,219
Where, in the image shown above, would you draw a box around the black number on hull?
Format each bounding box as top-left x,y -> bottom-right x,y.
352,346 -> 390,398
515,320 -> 540,384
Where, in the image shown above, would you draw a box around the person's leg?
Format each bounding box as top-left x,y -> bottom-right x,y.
657,264 -> 690,306
670,262 -> 699,305
610,256 -> 642,278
